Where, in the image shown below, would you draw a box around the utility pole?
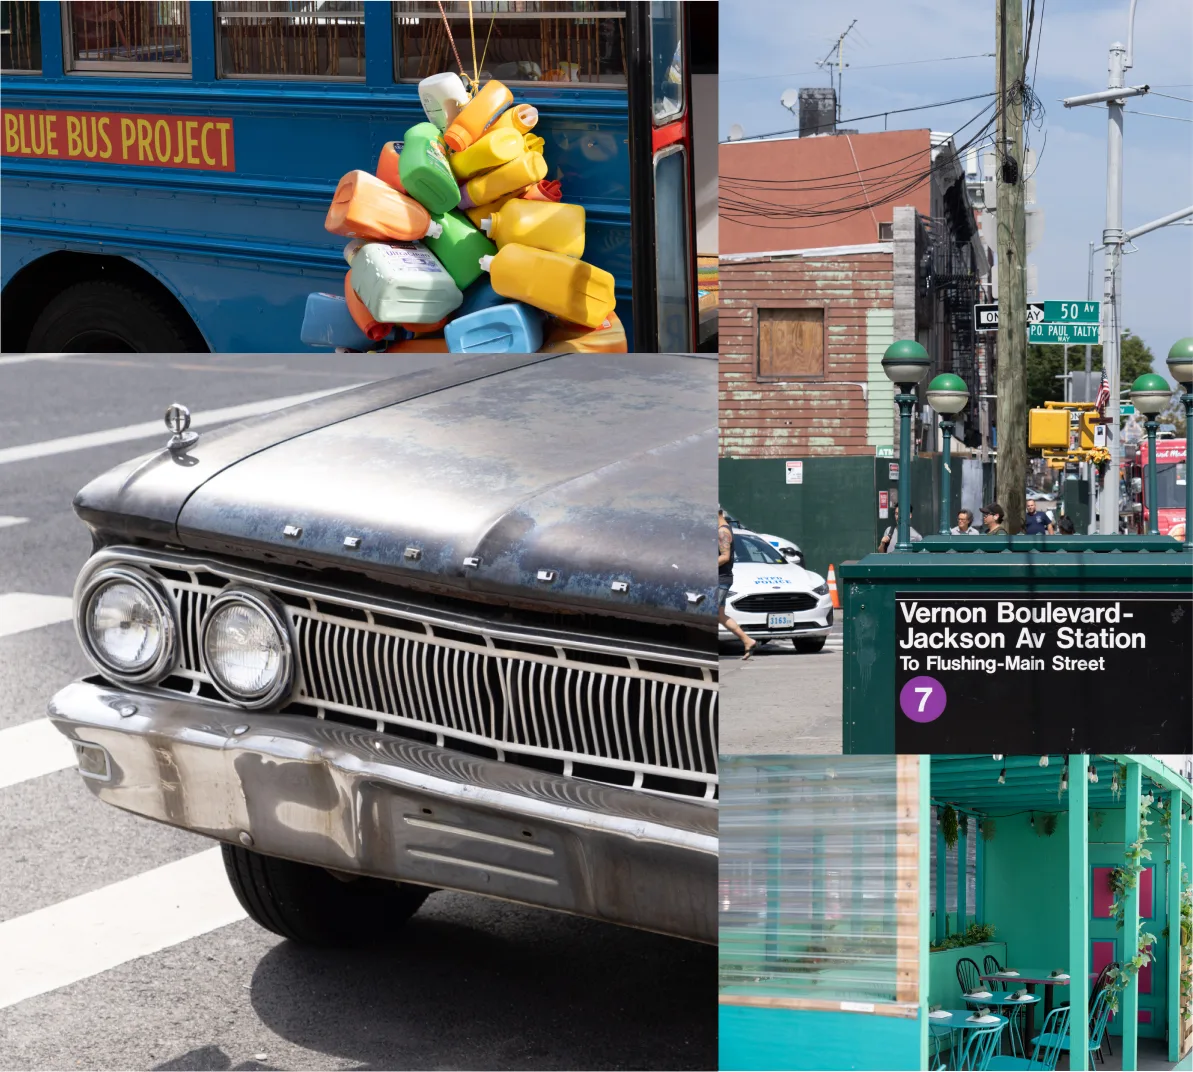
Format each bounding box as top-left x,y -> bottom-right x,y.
994,0 -> 1028,534
1086,239 -> 1096,531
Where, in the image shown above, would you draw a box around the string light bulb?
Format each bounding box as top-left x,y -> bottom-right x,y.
1088,763 -> 1099,784
993,754 -> 1004,761
1039,755 -> 1050,767
998,767 -> 1006,785
1030,811 -> 1035,829
1060,761 -> 1069,795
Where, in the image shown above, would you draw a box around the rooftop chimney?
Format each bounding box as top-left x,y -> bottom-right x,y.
799,88 -> 837,137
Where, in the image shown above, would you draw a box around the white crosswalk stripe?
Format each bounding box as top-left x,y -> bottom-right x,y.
0,515 -> 30,529
0,718 -> 80,790
0,592 -> 74,639
0,847 -> 246,1010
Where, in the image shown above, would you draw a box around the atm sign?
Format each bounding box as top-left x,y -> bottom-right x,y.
2,109 -> 236,171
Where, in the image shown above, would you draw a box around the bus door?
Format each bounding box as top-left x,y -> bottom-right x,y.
625,2 -> 715,354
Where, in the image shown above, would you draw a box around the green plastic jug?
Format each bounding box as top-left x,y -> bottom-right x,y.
398,122 -> 461,215
424,210 -> 497,290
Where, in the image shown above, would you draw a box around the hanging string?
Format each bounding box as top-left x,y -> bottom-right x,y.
468,0 -> 478,92
436,0 -> 468,90
477,10 -> 497,82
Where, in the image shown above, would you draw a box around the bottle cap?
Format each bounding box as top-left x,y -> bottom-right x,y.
518,105 -> 539,130
480,217 -> 492,234
425,220 -> 444,239
342,239 -> 364,264
478,255 -> 494,272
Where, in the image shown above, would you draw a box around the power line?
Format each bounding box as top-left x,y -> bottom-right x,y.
1124,109 -> 1193,123
721,52 -> 996,84
1150,90 -> 1193,104
720,91 -> 996,144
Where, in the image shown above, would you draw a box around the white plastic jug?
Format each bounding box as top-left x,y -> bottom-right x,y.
349,241 -> 463,324
418,73 -> 470,131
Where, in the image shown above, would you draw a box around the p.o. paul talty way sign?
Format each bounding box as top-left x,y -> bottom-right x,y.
893,591 -> 1192,752
973,301 -> 1102,344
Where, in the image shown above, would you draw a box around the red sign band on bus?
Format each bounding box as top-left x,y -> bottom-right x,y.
2,110 -> 235,171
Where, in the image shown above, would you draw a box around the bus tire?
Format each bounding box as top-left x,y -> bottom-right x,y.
221,843 -> 432,947
26,280 -> 203,353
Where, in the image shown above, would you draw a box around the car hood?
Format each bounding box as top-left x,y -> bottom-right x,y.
75,353 -> 717,626
731,561 -> 825,592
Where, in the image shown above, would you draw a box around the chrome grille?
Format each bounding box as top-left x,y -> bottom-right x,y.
133,553 -> 717,801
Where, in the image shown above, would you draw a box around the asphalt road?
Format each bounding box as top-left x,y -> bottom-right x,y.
718,623 -> 844,755
0,352 -> 715,1072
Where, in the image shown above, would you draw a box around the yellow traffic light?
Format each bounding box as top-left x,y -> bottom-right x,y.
1079,410 -> 1099,450
1029,408 -> 1069,450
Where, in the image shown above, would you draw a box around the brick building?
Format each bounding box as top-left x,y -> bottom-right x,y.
718,128 -> 992,570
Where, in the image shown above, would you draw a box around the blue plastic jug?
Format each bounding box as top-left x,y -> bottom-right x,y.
455,276 -> 507,319
300,291 -> 375,350
444,302 -> 543,354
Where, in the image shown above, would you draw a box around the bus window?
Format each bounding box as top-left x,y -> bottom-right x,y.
393,2 -> 627,87
654,143 -> 692,352
1,1 -> 41,72
216,2 -> 364,80
649,0 -> 682,123
64,1 -> 191,74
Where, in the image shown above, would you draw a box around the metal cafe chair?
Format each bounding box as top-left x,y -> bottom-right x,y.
987,1005 -> 1071,1071
955,1022 -> 1003,1071
956,957 -> 982,995
1033,988 -> 1114,1066
984,954 -> 1007,989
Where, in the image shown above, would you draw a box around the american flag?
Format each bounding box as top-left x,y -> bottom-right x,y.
1095,371 -> 1111,415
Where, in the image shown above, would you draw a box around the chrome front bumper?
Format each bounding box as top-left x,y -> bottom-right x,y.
49,679 -> 718,943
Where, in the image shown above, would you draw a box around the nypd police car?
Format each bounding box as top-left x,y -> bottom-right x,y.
719,529 -> 833,652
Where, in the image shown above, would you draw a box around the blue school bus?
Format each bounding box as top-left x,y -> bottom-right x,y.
0,1 -> 716,353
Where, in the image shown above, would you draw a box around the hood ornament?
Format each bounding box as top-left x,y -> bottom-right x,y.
164,403 -> 199,453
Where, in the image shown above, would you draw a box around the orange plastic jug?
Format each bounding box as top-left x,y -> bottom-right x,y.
325,170 -> 442,242
343,271 -> 393,342
482,200 -> 585,257
540,313 -> 628,353
459,151 -> 548,209
386,337 -> 449,353
523,179 -> 563,202
402,316 -> 450,335
490,104 -> 539,135
443,80 -> 513,153
449,127 -> 525,180
375,142 -> 406,193
480,244 -> 615,329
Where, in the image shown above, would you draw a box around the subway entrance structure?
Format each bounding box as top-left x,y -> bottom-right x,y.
840,339 -> 1193,755
718,754 -> 1193,1071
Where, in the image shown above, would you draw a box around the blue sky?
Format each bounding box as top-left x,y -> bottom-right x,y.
720,0 -> 1193,376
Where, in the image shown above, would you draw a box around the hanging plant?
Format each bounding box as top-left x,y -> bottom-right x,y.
1111,762 -> 1127,802
980,818 -> 996,842
1157,797 -> 1172,843
958,812 -> 969,839
1104,791 -> 1159,1012
940,804 -> 959,850
1041,813 -> 1058,838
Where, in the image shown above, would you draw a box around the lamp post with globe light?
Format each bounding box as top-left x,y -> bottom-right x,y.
1130,372 -> 1173,536
925,374 -> 970,535
1164,338 -> 1193,548
881,341 -> 931,550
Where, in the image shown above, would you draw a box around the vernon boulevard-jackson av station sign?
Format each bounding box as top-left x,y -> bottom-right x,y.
894,592 -> 1192,752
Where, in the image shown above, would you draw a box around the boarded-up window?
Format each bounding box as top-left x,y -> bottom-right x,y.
758,307 -> 824,378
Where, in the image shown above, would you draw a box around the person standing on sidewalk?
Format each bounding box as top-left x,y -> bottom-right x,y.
718,508 -> 757,659
981,503 -> 1009,535
951,509 -> 980,535
878,505 -> 922,552
1023,497 -> 1055,535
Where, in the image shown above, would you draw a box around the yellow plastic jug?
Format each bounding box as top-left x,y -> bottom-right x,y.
464,193 -> 522,230
443,80 -> 513,153
482,200 -> 585,258
480,244 -> 615,329
459,152 -> 548,209
449,127 -> 525,180
540,312 -> 628,353
490,104 -> 539,135
325,170 -> 442,242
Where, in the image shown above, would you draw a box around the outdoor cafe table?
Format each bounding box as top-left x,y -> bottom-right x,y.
961,991 -> 1041,1055
928,1010 -> 1009,1067
978,969 -> 1070,1043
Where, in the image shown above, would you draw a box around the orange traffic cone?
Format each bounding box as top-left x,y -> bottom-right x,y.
827,564 -> 841,610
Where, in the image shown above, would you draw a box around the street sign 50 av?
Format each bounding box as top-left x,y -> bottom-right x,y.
1043,300 -> 1100,324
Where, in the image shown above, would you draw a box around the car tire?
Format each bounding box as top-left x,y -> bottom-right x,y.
26,280 -> 204,353
221,843 -> 432,946
792,637 -> 827,653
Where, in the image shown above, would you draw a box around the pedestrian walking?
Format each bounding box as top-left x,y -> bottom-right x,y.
1023,497 -> 1055,535
718,508 -> 757,659
1057,515 -> 1076,535
878,505 -> 922,552
950,509 -> 980,535
981,502 -> 1009,535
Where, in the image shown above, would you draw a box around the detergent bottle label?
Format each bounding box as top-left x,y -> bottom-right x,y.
376,243 -> 444,274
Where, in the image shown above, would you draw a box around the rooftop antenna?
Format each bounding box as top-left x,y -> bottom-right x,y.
815,19 -> 858,123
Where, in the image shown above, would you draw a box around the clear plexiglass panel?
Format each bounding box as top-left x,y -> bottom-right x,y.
720,755 -> 916,1002
394,2 -> 626,87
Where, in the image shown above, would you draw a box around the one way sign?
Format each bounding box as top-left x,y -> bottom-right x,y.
973,303 -> 1045,331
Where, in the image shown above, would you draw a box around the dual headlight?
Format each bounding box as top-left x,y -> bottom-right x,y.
77,567 -> 293,708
